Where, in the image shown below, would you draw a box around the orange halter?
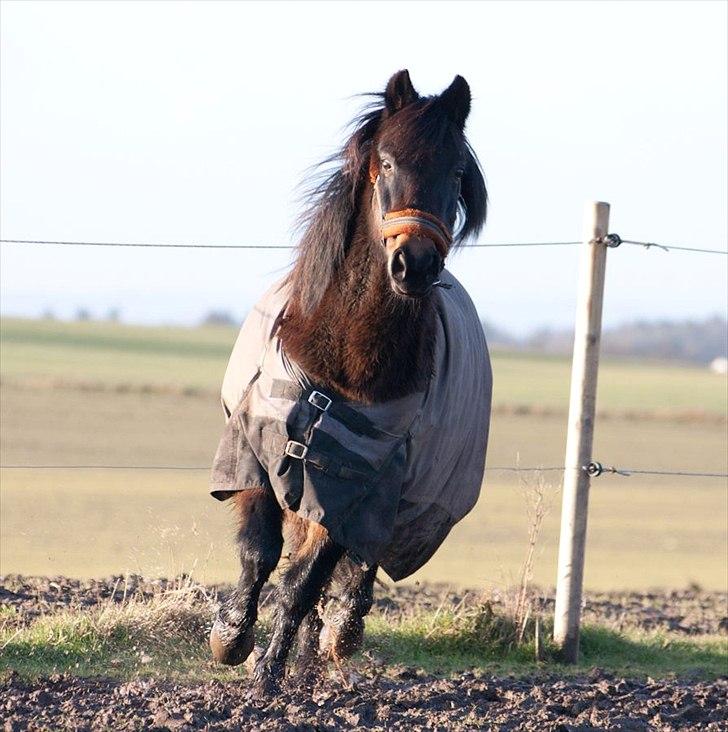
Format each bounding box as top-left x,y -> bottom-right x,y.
381,209 -> 452,258
371,173 -> 453,258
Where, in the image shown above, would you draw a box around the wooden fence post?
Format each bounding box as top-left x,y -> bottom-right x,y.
553,201 -> 611,663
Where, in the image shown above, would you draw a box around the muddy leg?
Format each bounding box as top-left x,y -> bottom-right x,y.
250,529 -> 343,697
320,561 -> 377,661
288,518 -> 327,676
293,607 -> 325,677
209,488 -> 282,666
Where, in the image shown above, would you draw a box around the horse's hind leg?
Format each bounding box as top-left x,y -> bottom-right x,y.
210,488 -> 283,666
320,560 -> 377,661
251,523 -> 343,696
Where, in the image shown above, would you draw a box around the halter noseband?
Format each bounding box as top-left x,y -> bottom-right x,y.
381,209 -> 452,258
371,174 -> 453,258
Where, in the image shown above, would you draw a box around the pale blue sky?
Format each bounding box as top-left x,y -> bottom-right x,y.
1,0 -> 726,334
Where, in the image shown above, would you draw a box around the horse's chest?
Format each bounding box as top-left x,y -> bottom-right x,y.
211,330 -> 425,569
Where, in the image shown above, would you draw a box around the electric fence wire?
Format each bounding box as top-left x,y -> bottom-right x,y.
1,237 -> 726,253
0,463 -> 725,478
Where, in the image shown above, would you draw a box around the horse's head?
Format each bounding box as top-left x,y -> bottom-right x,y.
290,70 -> 486,316
369,70 -> 486,298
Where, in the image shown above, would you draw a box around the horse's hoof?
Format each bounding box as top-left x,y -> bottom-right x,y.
247,673 -> 280,701
209,619 -> 255,666
292,649 -> 323,681
244,645 -> 264,675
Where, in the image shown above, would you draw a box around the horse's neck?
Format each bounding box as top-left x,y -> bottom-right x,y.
279,224 -> 436,404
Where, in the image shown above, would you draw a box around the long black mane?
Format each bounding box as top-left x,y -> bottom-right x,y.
287,93 -> 488,315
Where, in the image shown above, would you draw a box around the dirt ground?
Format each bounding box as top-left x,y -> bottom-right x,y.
4,667 -> 727,732
1,576 -> 727,731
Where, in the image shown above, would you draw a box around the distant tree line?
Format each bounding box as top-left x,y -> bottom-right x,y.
483,316 -> 728,364
201,310 -> 238,327
43,307 -> 120,322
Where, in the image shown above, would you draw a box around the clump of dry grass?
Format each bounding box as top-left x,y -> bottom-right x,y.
92,575 -> 216,644
0,576 -> 220,678
469,470 -> 555,656
514,469 -> 554,644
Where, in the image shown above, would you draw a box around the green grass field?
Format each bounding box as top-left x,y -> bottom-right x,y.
1,317 -> 726,590
2,588 -> 725,682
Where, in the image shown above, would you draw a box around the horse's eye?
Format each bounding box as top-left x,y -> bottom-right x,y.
381,159 -> 393,173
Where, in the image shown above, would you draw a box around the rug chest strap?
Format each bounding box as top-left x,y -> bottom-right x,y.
269,379 -> 382,438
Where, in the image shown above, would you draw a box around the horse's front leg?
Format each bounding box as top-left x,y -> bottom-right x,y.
250,524 -> 343,697
209,488 -> 283,666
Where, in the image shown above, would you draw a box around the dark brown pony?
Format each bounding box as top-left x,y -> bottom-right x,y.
210,69 -> 487,697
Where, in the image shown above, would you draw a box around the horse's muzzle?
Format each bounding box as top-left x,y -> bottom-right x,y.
387,235 -> 442,298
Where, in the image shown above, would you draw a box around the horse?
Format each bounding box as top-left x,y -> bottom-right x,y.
208,69 -> 491,698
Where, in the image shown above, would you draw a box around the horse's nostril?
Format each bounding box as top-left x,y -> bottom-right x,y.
390,249 -> 407,282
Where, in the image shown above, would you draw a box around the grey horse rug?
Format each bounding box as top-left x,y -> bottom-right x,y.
209,270 -> 492,581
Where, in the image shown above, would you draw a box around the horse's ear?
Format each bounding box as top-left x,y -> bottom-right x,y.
439,75 -> 471,129
384,69 -> 419,114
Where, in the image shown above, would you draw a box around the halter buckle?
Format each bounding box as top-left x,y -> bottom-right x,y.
284,440 -> 308,459
308,390 -> 332,412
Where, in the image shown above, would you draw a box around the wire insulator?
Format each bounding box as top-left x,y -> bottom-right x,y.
584,461 -> 604,477
603,233 -> 622,248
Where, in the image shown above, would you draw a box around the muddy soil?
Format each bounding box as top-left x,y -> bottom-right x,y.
3,667 -> 727,731
1,576 -> 727,731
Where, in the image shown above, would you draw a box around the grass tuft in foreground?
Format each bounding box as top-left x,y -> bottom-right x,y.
366,607 -> 727,678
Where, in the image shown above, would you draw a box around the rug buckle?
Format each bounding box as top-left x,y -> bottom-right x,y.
308,390 -> 332,412
284,440 -> 308,460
